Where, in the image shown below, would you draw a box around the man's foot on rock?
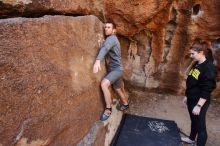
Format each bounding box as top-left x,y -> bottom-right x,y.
100,108 -> 112,121
118,104 -> 129,111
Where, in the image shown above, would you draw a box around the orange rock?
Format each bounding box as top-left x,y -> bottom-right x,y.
0,15 -> 106,145
0,0 -> 219,100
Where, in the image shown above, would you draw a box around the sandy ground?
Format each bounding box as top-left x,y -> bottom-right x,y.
123,89 -> 220,146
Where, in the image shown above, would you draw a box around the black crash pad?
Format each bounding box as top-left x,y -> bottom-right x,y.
111,114 -> 181,146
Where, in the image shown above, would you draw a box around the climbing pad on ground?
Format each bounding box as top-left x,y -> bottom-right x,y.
111,114 -> 181,146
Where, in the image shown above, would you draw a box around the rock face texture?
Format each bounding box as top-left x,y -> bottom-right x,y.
0,0 -> 104,19
115,0 -> 220,96
0,0 -> 220,145
0,15 -> 106,146
1,0 -> 220,96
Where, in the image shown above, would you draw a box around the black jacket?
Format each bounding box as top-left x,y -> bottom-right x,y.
185,60 -> 216,101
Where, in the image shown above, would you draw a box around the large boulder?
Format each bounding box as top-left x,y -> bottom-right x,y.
104,0 -> 174,36
0,15 -> 106,146
121,0 -> 220,96
0,0 -> 104,19
0,0 -> 219,98
0,1 -> 220,145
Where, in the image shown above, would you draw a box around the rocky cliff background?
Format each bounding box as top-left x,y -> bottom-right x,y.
0,0 -> 220,145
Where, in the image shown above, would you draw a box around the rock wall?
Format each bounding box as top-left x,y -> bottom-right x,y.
0,0 -> 104,19
0,15 -> 106,146
118,0 -> 220,96
0,0 -> 220,145
1,0 -> 220,96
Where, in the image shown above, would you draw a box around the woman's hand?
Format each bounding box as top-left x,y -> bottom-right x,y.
192,105 -> 201,115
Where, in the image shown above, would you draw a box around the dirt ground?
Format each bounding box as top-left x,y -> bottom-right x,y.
124,89 -> 220,146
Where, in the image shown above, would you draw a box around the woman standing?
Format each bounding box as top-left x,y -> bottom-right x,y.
182,42 -> 217,146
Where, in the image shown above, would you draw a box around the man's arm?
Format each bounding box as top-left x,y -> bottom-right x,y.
93,36 -> 115,73
96,36 -> 115,60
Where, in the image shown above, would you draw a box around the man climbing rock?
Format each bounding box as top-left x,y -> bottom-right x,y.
93,21 -> 129,121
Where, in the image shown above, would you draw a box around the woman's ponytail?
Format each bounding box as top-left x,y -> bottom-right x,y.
201,42 -> 214,63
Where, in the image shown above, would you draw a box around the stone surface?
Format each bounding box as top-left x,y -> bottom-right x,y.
77,121 -> 106,146
0,0 -> 220,144
104,0 -> 174,36
1,0 -> 220,96
0,15 -> 106,146
77,99 -> 123,146
0,0 -> 104,19
119,0 -> 220,96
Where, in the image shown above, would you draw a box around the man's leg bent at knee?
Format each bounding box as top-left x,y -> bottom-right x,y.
101,78 -> 111,108
100,70 -> 121,120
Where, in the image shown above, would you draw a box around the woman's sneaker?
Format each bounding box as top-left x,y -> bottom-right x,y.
181,137 -> 195,144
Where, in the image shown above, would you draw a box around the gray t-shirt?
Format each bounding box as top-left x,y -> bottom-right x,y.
96,35 -> 123,71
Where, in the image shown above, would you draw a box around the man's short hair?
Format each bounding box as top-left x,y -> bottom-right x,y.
106,21 -> 116,29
